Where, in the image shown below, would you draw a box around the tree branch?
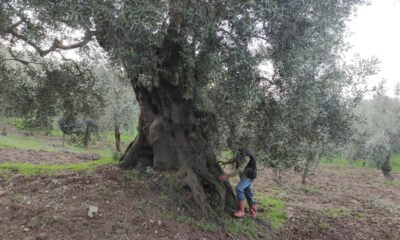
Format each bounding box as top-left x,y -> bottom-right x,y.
0,49 -> 38,72
6,20 -> 23,32
56,52 -> 97,84
6,28 -> 95,57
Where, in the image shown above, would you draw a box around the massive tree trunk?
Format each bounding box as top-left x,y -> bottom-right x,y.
118,77 -> 236,213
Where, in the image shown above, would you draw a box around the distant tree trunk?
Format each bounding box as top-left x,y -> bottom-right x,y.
381,153 -> 394,181
301,144 -> 321,185
1,126 -> 6,136
62,132 -> 65,147
301,158 -> 310,185
114,123 -> 121,152
83,125 -> 90,148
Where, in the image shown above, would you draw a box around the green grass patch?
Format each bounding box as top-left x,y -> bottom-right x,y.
163,210 -> 260,239
297,185 -> 323,195
8,117 -> 33,131
176,215 -> 219,232
320,156 -> 365,168
257,195 -> 286,230
0,168 -> 12,179
224,216 -> 259,239
10,193 -> 24,204
390,153 -> 400,172
0,157 -> 117,176
383,179 -> 400,186
323,207 -> 352,218
160,208 -> 219,233
322,207 -> 366,219
0,133 -> 119,157
49,128 -> 63,137
0,135 -> 56,151
321,154 -> 400,173
103,130 -> 137,144
123,169 -> 143,182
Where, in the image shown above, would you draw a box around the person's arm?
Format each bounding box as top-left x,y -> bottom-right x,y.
227,156 -> 250,177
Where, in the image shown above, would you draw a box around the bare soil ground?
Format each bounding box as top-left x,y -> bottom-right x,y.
0,165 -> 232,240
256,165 -> 400,240
0,130 -> 399,239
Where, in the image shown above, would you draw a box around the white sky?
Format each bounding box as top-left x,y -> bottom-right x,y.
346,0 -> 400,95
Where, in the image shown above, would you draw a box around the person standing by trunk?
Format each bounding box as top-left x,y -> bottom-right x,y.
219,147 -> 257,218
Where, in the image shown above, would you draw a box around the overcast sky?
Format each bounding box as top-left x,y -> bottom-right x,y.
346,0 -> 400,95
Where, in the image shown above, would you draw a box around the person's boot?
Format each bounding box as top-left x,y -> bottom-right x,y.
232,201 -> 246,218
249,204 -> 257,218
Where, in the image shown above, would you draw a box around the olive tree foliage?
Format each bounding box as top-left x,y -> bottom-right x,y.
343,91 -> 400,180
0,47 -> 38,118
0,46 -> 105,135
0,0 -> 369,212
212,2 -> 378,183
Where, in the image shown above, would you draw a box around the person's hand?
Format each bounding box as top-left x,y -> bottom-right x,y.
218,175 -> 229,182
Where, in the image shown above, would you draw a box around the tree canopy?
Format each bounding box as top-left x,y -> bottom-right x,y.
0,0 -> 376,213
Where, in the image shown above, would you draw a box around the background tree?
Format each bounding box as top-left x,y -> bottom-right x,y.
343,90 -> 400,180
213,2 -> 378,184
95,64 -> 139,153
0,47 -> 105,145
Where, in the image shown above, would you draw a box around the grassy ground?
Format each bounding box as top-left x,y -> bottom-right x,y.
1,118 -> 399,239
0,120 -> 285,239
0,119 -> 121,176
0,134 -> 57,152
320,154 -> 400,172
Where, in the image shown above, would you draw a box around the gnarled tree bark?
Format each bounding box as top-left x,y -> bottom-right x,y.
118,75 -> 236,213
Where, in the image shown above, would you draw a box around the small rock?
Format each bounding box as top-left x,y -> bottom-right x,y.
36,233 -> 48,240
158,220 -> 161,225
88,205 -> 99,218
351,199 -> 359,204
51,179 -> 60,184
26,201 -> 32,205
86,180 -> 91,184
155,230 -> 158,234
45,205 -> 50,208
62,185 -> 68,190
149,219 -> 154,224
23,227 -> 30,232
72,196 -> 77,200
0,191 -> 6,196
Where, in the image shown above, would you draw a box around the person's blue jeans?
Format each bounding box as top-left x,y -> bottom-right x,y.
235,177 -> 256,206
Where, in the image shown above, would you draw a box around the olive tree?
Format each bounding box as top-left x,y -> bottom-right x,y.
0,0 -> 368,212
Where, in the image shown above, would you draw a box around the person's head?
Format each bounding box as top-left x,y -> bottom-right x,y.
234,146 -> 247,157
